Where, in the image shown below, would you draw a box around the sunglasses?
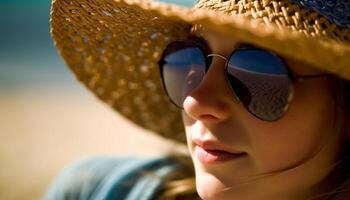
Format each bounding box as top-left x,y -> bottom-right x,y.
158,35 -> 328,121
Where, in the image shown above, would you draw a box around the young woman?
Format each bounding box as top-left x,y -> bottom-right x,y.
46,0 -> 350,199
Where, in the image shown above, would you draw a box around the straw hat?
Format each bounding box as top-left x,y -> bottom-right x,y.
50,0 -> 350,144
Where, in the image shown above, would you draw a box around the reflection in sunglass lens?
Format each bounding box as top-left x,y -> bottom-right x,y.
161,45 -> 206,107
227,49 -> 293,121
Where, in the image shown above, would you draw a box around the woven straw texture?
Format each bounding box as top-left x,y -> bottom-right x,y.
50,0 -> 350,144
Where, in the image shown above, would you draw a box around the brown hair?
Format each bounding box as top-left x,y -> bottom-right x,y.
312,78 -> 350,200
156,153 -> 198,200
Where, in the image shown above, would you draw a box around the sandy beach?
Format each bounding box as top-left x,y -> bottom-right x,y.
0,1 -> 193,199
0,87 -> 187,200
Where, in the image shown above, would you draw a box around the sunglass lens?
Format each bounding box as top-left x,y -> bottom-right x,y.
227,49 -> 293,121
160,42 -> 206,107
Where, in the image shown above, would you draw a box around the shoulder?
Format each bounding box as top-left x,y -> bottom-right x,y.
44,155 -> 180,200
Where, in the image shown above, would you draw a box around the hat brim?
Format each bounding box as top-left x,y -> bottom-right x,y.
50,0 -> 350,144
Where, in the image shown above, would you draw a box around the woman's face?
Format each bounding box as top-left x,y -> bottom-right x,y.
182,26 -> 346,200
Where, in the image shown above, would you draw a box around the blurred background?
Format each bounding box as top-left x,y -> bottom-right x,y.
0,0 -> 195,199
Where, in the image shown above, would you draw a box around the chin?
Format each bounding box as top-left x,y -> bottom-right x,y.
195,171 -> 243,200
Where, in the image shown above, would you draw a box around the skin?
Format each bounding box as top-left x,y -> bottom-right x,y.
181,26 -> 347,200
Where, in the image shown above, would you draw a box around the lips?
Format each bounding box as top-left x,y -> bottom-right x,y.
195,145 -> 246,164
193,139 -> 245,155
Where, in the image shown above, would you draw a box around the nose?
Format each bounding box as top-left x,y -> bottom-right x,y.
182,55 -> 234,123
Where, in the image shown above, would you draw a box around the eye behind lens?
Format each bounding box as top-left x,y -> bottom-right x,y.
226,48 -> 292,121
159,42 -> 207,108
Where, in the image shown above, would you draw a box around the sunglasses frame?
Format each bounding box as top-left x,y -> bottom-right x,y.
158,35 -> 329,121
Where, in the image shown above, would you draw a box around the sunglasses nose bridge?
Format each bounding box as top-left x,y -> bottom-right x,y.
205,53 -> 228,73
207,55 -> 236,102
207,53 -> 228,62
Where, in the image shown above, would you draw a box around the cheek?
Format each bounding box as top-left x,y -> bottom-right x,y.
248,81 -> 337,172
182,112 -> 196,151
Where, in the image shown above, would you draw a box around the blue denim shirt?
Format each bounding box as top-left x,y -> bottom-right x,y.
44,156 -> 180,200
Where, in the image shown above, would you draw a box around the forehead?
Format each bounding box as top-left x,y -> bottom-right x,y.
190,24 -> 239,56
